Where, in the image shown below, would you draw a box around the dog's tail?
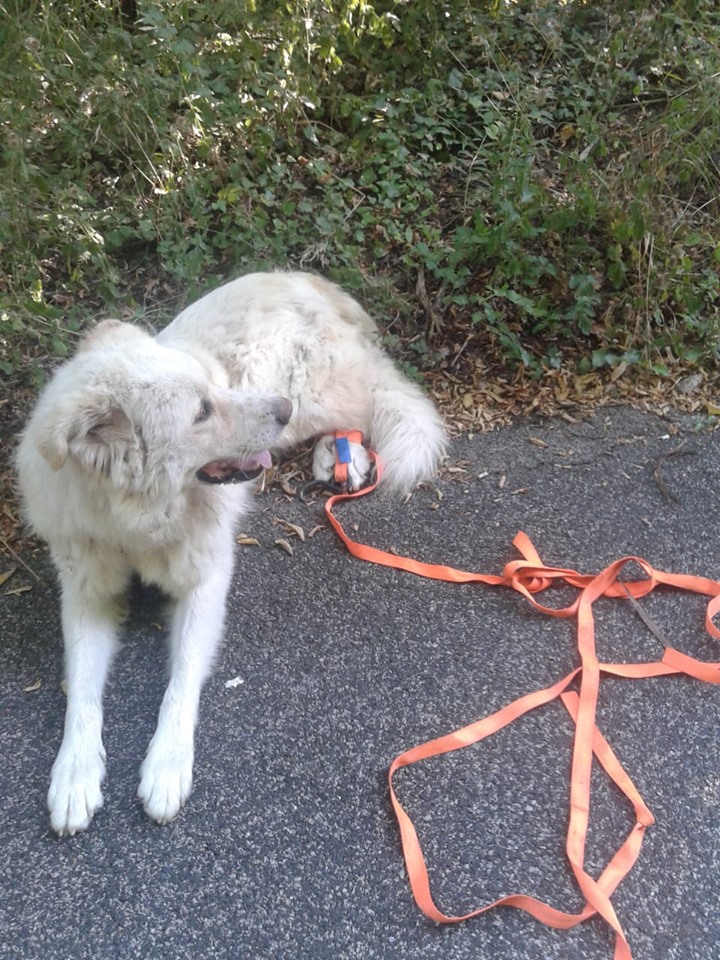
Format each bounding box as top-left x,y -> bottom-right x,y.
367,357 -> 447,494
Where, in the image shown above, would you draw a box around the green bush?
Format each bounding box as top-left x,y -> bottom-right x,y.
1,0 -> 719,383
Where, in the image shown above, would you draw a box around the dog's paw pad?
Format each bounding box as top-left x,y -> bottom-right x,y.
311,436 -> 336,483
48,748 -> 106,836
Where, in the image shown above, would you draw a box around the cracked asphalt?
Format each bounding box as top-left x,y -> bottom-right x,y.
1,406 -> 719,960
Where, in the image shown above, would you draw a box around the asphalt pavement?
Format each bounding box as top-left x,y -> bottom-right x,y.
1,405 -> 719,960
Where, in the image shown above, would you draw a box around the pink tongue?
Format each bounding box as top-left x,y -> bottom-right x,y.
200,451 -> 273,479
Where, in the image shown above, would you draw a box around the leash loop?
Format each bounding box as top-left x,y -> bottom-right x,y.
320,458 -> 720,960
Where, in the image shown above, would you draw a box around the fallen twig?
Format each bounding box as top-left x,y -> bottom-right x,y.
653,440 -> 694,504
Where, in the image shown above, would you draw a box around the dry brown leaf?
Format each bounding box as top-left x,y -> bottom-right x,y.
275,538 -> 294,556
236,536 -> 260,546
23,679 -> 42,693
610,361 -> 629,382
0,568 -> 16,587
528,437 -> 547,448
274,518 -> 306,541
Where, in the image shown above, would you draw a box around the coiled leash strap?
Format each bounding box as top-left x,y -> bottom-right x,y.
298,430 -> 365,502
332,429 -> 364,487
322,451 -> 720,960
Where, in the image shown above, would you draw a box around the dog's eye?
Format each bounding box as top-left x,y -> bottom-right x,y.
194,398 -> 213,424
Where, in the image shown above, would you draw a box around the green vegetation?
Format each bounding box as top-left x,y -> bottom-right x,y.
1,0 -> 719,385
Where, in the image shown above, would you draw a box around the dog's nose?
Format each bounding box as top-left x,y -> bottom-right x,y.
273,398 -> 293,427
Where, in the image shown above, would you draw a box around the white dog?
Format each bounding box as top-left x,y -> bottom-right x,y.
16,271 -> 446,835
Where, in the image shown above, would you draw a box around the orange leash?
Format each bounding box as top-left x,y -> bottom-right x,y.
323,455 -> 720,960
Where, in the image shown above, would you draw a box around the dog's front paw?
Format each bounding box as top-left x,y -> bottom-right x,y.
138,738 -> 194,825
48,741 -> 106,836
312,435 -> 370,491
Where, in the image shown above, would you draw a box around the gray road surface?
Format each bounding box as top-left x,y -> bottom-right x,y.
1,406 -> 719,960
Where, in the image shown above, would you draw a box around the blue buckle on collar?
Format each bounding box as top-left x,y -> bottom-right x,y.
335,436 -> 352,464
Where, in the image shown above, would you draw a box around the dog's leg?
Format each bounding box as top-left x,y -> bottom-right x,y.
138,564 -> 231,824
48,576 -> 123,836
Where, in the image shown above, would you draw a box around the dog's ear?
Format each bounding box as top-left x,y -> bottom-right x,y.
36,391 -> 142,486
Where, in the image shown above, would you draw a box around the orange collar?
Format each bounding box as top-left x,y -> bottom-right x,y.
331,430 -> 364,487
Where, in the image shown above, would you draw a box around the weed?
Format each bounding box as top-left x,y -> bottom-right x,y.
0,0 -> 718,384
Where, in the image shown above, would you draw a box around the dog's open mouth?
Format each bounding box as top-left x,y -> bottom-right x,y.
196,450 -> 272,484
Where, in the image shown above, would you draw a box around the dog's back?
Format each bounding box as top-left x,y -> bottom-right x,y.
158,270 -> 447,493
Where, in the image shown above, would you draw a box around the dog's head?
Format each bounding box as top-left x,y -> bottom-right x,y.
28,320 -> 292,494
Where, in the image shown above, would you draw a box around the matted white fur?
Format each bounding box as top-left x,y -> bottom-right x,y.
16,270 -> 446,835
